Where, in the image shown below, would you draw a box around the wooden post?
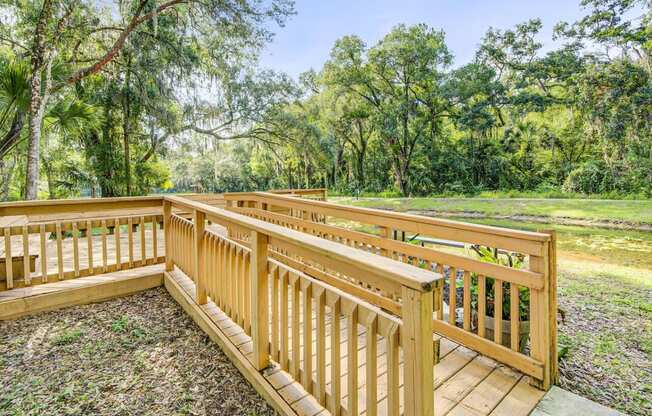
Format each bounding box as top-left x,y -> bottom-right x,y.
401,285 -> 434,416
194,209 -> 207,305
251,230 -> 270,371
163,201 -> 173,272
529,231 -> 556,390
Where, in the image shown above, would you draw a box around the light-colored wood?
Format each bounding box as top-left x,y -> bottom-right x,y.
329,296 -> 341,416
115,218 -> 122,269
301,279 -> 313,393
494,279 -> 503,345
449,267 -> 457,326
101,220 -> 108,273
346,302 -> 358,416
510,283 -> 519,351
0,265 -> 164,320
478,274 -> 486,338
22,226 -> 30,285
72,223 -> 80,277
463,270 -> 471,331
39,224 -> 46,281
55,222 -> 63,280
193,210 -> 207,305
128,217 -> 134,267
164,201 -> 173,271
140,216 -> 146,265
4,228 -> 12,289
402,285 -> 434,416
365,313 -> 378,416
315,286 -> 326,405
251,230 -> 270,370
223,191 -> 549,254
87,220 -> 94,275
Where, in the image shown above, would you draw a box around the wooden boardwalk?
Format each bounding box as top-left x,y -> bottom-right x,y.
168,268 -> 545,416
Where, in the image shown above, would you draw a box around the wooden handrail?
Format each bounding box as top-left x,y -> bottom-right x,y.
165,195 -> 442,292
164,195 -> 439,415
223,190 -> 558,390
223,191 -> 550,254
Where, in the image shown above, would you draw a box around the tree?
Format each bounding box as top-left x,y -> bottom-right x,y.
3,0 -> 294,199
324,24 -> 453,195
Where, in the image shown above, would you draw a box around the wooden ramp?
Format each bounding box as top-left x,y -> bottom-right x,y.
166,268 -> 545,416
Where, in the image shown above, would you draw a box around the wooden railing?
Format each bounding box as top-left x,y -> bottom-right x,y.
164,195 -> 443,416
223,191 -> 558,390
0,197 -> 165,291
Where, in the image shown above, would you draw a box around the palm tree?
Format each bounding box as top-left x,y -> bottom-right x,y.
0,58 -> 30,159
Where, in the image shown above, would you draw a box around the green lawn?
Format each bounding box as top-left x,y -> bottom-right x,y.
335,197 -> 652,225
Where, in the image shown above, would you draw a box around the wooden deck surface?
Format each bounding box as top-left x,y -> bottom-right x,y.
169,269 -> 545,416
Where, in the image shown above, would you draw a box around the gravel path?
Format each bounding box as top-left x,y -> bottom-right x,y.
0,288 -> 277,416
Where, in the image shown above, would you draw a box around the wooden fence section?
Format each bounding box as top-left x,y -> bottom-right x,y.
0,214 -> 164,291
223,191 -> 558,390
164,195 -> 443,416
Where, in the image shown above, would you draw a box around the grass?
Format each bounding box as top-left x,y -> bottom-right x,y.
335,196 -> 652,225
555,258 -> 652,415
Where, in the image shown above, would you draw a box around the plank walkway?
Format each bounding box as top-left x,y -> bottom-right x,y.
168,269 -> 545,416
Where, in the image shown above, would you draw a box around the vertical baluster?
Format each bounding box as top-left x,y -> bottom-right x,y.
235,247 -> 242,324
194,210 -> 206,305
3,228 -> 12,289
280,269 -> 290,372
101,220 -> 108,273
346,302 -> 358,416
115,218 -> 121,269
386,324 -> 400,416
478,274 -> 486,337
463,270 -> 471,331
301,279 -> 313,393
494,278 -> 503,345
55,223 -> 63,280
435,264 -> 444,320
244,251 -> 252,335
510,283 -> 520,351
163,201 -> 172,271
72,223 -> 79,277
217,239 -> 225,308
127,217 -> 134,268
86,220 -> 94,275
39,224 -> 47,282
365,313 -> 378,416
449,266 -> 457,326
329,296 -> 341,416
290,273 -> 301,380
139,216 -> 146,266
152,216 -> 158,261
22,226 -> 30,285
271,265 -> 280,362
315,287 -> 326,405
226,243 -> 234,316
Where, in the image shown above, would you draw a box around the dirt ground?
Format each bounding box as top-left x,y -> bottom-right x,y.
0,288 -> 277,416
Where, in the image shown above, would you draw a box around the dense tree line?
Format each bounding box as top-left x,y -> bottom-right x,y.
1,0 -> 651,200
174,0 -> 652,197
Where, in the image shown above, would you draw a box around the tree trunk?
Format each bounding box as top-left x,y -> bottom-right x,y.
24,0 -> 55,200
0,155 -> 16,201
122,60 -> 132,196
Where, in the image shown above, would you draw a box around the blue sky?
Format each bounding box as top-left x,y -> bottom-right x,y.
259,0 -> 590,78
